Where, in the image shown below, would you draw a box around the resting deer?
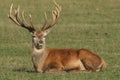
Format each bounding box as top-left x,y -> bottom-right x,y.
8,2 -> 106,73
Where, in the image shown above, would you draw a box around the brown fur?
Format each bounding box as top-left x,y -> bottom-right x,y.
78,49 -> 106,72
33,48 -> 106,73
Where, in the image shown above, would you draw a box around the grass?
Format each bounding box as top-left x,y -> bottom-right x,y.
0,0 -> 120,80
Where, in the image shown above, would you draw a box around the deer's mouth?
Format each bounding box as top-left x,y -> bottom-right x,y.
35,43 -> 43,49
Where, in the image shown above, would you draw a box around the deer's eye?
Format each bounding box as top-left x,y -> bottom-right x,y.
32,36 -> 35,38
32,35 -> 36,38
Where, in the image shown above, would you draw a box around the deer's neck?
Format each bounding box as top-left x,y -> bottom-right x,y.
32,43 -> 48,70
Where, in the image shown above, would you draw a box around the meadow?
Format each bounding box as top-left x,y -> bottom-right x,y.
0,0 -> 120,80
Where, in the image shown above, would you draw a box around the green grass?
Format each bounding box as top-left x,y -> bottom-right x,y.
0,0 -> 120,80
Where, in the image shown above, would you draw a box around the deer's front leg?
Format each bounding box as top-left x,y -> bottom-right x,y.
32,64 -> 43,73
36,68 -> 43,73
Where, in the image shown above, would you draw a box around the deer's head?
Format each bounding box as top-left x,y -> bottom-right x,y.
8,2 -> 61,49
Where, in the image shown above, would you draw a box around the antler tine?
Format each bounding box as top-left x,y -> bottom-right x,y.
54,0 -> 62,12
8,3 -> 36,32
51,4 -> 61,25
16,6 -> 25,26
41,12 -> 48,31
41,1 -> 61,31
8,3 -> 21,26
21,11 -> 30,27
29,14 -> 36,30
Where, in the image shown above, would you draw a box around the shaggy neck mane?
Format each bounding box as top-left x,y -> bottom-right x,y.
32,45 -> 48,71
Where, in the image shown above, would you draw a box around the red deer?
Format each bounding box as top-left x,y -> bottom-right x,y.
8,1 -> 106,73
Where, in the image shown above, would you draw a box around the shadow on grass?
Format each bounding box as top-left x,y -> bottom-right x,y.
12,67 -> 36,73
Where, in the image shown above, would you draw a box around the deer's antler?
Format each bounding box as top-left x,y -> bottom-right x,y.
8,3 -> 36,32
41,1 -> 61,31
8,1 -> 61,33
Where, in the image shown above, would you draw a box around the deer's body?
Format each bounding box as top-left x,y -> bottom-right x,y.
8,1 -> 106,73
32,47 -> 106,73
